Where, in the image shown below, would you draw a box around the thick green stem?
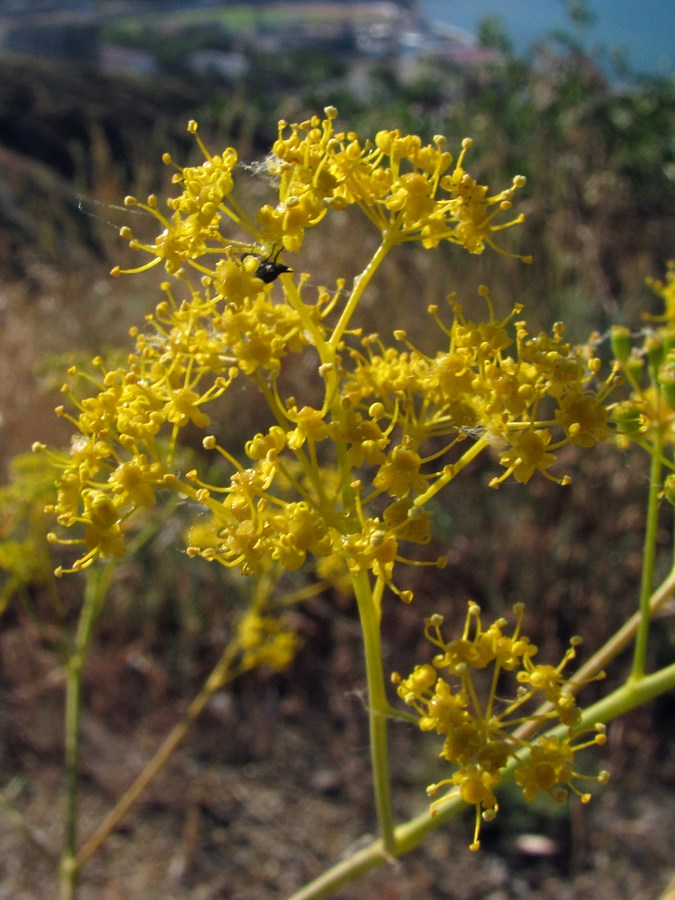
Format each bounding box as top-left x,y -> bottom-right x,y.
514,566 -> 675,744
577,565 -> 675,685
289,661 -> 675,900
352,571 -> 396,856
631,442 -> 664,680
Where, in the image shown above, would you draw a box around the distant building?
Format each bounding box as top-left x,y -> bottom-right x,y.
99,44 -> 157,77
0,1 -> 502,78
188,49 -> 248,81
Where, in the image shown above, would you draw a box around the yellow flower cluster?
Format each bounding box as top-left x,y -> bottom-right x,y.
264,108 -> 530,254
610,262 -> 675,460
0,452 -> 58,610
182,291 -> 613,599
392,602 -> 609,850
235,608 -> 300,672
115,106 -> 530,284
342,296 -> 615,494
42,110 -> 614,598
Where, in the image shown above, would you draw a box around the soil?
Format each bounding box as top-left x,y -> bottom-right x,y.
1,606 -> 674,900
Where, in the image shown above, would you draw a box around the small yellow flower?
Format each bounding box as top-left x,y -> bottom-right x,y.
610,264 -> 675,460
373,443 -> 427,499
0,452 -> 60,610
555,390 -> 611,447
286,406 -> 330,450
496,430 -> 557,485
109,459 -> 158,509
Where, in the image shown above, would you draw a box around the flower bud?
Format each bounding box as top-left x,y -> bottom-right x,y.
658,354 -> 675,409
609,325 -> 631,363
646,334 -> 665,374
610,401 -> 645,435
663,474 -> 675,506
624,355 -> 644,381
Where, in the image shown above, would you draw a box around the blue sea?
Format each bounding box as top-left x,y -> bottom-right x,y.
419,0 -> 674,77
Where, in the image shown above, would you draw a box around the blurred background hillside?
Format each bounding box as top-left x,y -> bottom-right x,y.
0,1 -> 673,897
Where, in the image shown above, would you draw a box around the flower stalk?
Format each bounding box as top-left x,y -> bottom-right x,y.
631,428 -> 664,680
352,570 -> 396,854
60,564 -> 114,900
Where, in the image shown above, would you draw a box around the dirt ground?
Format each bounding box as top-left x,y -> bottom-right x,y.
1,609 -> 674,900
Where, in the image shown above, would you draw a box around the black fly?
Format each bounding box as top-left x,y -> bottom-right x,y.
252,247 -> 293,284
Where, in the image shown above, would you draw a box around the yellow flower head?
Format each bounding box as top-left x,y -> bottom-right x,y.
392,602 -> 607,850
268,110 -> 529,254
610,264 -> 675,454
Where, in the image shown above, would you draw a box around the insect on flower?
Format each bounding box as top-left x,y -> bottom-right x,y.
250,247 -> 293,284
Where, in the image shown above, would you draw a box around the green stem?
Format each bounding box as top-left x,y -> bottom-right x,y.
281,275 -> 332,364
631,440 -> 664,680
289,661 -> 675,900
576,657 -> 675,722
352,570 -> 396,856
577,564 -> 675,685
60,564 -> 114,900
72,569 -> 293,877
329,237 -> 392,350
514,566 -> 675,744
413,437 -> 491,508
